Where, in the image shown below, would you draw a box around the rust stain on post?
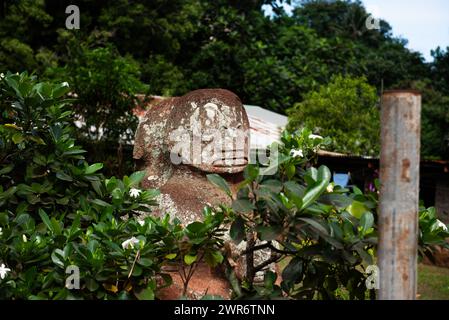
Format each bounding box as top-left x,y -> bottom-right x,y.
401,159 -> 411,182
378,90 -> 421,300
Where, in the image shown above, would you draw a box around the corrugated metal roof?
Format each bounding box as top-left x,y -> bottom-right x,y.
244,105 -> 288,150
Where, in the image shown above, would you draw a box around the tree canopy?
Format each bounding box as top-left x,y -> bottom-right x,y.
0,0 -> 448,159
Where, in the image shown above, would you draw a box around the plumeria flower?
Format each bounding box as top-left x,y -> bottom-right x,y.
290,149 -> 304,158
436,220 -> 448,231
309,134 -> 323,140
121,237 -> 140,250
0,263 -> 11,279
129,188 -> 141,198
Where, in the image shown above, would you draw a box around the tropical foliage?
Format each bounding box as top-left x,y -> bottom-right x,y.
207,129 -> 449,299
0,73 -> 224,299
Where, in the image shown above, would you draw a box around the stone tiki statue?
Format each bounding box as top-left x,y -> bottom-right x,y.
133,89 -> 250,224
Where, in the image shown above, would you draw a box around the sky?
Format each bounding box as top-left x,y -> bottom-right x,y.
362,0 -> 449,61
265,0 -> 449,62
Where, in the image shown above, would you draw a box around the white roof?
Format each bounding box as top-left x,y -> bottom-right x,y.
244,105 -> 288,150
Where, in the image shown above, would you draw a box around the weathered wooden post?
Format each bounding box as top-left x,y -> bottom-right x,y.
378,90 -> 421,300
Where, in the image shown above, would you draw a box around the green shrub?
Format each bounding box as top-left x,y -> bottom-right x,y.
47,44 -> 147,145
0,72 -> 224,299
287,75 -> 380,157
208,128 -> 449,300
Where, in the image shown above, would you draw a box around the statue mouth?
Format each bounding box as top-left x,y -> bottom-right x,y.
212,157 -> 248,167
211,149 -> 248,168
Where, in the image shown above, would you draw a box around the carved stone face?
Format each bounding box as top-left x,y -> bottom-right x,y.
166,89 -> 250,173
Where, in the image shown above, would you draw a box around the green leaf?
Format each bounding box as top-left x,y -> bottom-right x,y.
62,149 -> 86,156
85,278 -> 99,292
50,217 -> 62,236
56,172 -> 73,182
283,181 -> 305,198
212,251 -> 224,264
53,83 -> 70,98
286,163 -> 296,180
261,180 -> 283,193
347,200 -> 368,219
186,221 -> 205,234
306,167 -> 318,182
264,271 -> 277,288
165,253 -> 177,260
256,225 -> 282,241
298,217 -> 329,235
360,211 -> 374,235
111,188 -> 123,200
12,133 -> 25,144
300,166 -> 331,210
51,249 -> 65,268
38,209 -> 53,233
319,193 -> 353,209
0,164 -> 14,175
128,171 -> 145,187
0,212 -> 9,226
232,199 -> 255,213
91,180 -> 103,197
85,163 -> 103,175
205,251 -> 224,267
29,136 -> 46,145
184,254 -> 197,265
230,216 -> 245,244
207,174 -> 232,198
134,287 -> 154,300
91,199 -> 111,207
352,186 -> 363,195
243,164 -> 259,181
282,257 -> 303,283
137,257 -> 153,267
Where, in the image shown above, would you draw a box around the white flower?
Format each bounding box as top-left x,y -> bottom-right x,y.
436,220 -> 448,231
138,220 -> 145,226
22,234 -> 27,242
129,188 -> 141,198
0,73 -> 4,79
0,227 -> 2,236
326,184 -> 334,193
61,81 -> 69,87
309,134 -> 323,140
121,237 -> 140,250
0,263 -> 11,279
290,149 -> 304,158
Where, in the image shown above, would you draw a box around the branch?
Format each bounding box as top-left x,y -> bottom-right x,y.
242,242 -> 298,255
268,243 -> 298,255
241,242 -> 271,254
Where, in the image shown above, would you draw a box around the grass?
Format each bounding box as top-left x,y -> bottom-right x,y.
418,264 -> 449,300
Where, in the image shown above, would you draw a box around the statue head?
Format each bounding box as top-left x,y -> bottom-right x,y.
134,89 -> 250,189
166,89 -> 250,173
